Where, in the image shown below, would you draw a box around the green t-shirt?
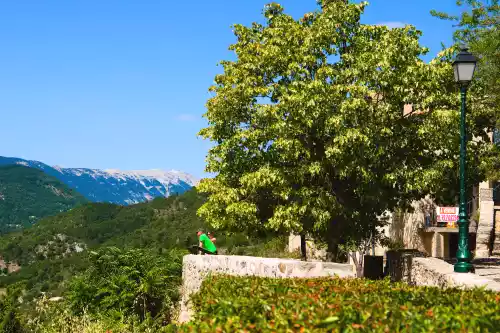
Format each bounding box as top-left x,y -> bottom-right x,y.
199,233 -> 217,253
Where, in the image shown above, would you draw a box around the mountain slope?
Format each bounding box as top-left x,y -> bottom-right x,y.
0,190 -> 204,266
0,156 -> 198,205
0,165 -> 87,233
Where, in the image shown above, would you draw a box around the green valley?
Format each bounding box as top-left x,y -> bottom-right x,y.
0,165 -> 87,233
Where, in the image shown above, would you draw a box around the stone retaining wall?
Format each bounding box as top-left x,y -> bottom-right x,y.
407,257 -> 500,291
178,254 -> 355,323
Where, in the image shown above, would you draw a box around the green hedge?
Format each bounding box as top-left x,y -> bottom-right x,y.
170,275 -> 500,332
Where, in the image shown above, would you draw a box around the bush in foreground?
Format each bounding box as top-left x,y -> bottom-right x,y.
66,247 -> 184,324
171,275 -> 500,332
21,247 -> 185,332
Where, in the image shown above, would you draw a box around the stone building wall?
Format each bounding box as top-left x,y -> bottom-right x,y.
388,192 -> 487,258
388,197 -> 437,252
476,183 -> 494,257
494,209 -> 500,256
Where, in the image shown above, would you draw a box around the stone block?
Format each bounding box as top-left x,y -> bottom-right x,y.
407,257 -> 500,292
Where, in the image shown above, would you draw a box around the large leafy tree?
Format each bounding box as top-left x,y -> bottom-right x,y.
197,0 -> 496,255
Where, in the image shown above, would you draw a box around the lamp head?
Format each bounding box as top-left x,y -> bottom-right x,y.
452,45 -> 477,86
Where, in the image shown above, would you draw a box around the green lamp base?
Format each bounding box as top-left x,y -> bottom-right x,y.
454,261 -> 474,273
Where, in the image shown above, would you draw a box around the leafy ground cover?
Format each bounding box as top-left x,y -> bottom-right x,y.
171,276 -> 500,332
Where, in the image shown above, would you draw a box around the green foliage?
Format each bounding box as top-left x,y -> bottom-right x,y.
0,165 -> 87,233
24,295 -> 128,333
22,248 -> 185,333
105,190 -> 207,250
0,254 -> 89,304
197,0 -> 498,255
0,300 -> 23,333
24,294 -> 170,333
172,275 -> 500,332
432,1 -> 500,180
66,247 -> 184,324
431,1 -> 499,43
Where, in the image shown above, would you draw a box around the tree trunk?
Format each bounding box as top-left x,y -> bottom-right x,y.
371,229 -> 376,256
300,234 -> 307,261
350,251 -> 364,277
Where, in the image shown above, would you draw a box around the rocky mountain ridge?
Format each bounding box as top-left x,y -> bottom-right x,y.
0,156 -> 198,205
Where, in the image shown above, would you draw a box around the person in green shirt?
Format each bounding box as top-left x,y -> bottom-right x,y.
197,230 -> 217,255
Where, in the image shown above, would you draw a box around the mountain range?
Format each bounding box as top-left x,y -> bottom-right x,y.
0,156 -> 199,205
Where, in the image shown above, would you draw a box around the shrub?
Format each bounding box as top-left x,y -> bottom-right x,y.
24,295 -> 162,333
65,247 -> 185,325
171,275 -> 500,332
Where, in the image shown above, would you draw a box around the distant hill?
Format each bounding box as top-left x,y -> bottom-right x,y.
0,156 -> 199,205
0,189 -> 205,266
0,165 -> 87,233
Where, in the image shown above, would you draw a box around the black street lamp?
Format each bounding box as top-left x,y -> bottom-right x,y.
452,46 -> 477,273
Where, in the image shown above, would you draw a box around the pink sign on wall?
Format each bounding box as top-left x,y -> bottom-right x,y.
436,207 -> 459,223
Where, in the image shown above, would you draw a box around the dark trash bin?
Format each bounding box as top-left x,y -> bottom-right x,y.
363,255 -> 384,280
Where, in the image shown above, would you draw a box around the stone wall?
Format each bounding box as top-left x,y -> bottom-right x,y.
178,254 -> 355,323
407,257 -> 500,292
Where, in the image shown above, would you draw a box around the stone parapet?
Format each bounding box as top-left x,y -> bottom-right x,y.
407,257 -> 500,292
178,254 -> 355,323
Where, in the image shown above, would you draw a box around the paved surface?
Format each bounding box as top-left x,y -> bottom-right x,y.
444,257 -> 500,282
473,257 -> 500,283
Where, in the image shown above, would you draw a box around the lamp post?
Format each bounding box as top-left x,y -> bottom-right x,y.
453,46 -> 477,273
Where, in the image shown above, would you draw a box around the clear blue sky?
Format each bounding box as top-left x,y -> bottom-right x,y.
0,0 -> 462,178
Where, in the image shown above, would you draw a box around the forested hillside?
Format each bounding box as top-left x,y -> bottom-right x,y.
0,165 -> 87,233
